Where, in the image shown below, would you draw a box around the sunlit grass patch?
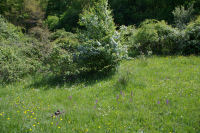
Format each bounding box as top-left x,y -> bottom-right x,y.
0,56 -> 200,133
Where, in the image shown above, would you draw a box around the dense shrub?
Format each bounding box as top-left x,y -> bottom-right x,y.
45,15 -> 59,31
0,15 -> 24,44
127,20 -> 183,56
172,4 -> 194,29
76,0 -> 123,73
118,25 -> 140,57
0,45 -> 35,82
46,30 -> 80,77
28,26 -> 50,42
0,15 -> 50,82
183,16 -> 200,55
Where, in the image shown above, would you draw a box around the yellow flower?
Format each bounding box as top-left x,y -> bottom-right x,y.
53,116 -> 55,118
60,118 -> 63,121
34,118 -> 36,120
98,126 -> 101,129
7,118 -> 10,120
29,128 -> 32,131
0,113 -> 2,116
24,111 -> 27,114
33,124 -> 36,127
37,122 -> 40,124
85,128 -> 88,132
58,126 -> 61,129
51,122 -> 53,125
30,116 -> 33,118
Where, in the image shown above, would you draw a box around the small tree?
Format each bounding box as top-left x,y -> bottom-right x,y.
76,0 -> 123,73
172,4 -> 194,29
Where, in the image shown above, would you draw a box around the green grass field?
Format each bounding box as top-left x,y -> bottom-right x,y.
0,56 -> 200,133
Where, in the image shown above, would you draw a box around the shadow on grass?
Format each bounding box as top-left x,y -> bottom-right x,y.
27,70 -> 115,90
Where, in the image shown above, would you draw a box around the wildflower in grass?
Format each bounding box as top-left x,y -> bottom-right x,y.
7,117 -> 10,120
96,99 -> 98,104
33,124 -> 36,127
60,118 -> 63,121
24,111 -> 27,114
98,126 -> 101,128
51,122 -> 53,125
157,101 -> 160,104
0,113 -> 2,116
37,122 -> 40,125
116,95 -> 119,101
58,126 -> 61,129
34,118 -> 36,120
69,96 -> 72,100
68,120 -> 71,124
31,111 -> 34,115
29,128 -> 32,131
166,99 -> 169,104
53,116 -> 56,119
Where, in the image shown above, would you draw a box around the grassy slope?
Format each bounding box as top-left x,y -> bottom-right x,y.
0,56 -> 200,133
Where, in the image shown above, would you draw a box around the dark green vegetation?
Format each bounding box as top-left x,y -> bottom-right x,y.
0,0 -> 200,132
1,0 -> 200,31
0,57 -> 200,132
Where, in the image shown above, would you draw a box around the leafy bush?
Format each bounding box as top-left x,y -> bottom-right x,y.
46,30 -> 80,77
118,25 -> 138,57
0,45 -> 35,82
172,4 -> 194,29
76,0 -> 123,73
28,26 -> 50,42
0,15 -> 49,82
183,16 -> 200,55
0,15 -> 24,44
128,20 -> 183,56
45,15 -> 59,31
46,45 -> 78,77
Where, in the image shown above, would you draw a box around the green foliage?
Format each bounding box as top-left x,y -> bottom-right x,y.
46,45 -> 77,77
172,4 -> 194,29
46,0 -> 97,32
0,15 -> 49,82
45,16 -> 59,31
0,45 -> 29,82
183,16 -> 200,55
0,15 -> 24,43
47,30 -> 80,77
77,0 -> 122,73
28,26 -> 50,42
128,20 -> 183,56
109,0 -> 195,26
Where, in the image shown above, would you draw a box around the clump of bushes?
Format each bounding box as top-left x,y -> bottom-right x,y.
121,19 -> 186,56
183,16 -> 200,55
45,16 -> 59,31
0,15 -> 50,82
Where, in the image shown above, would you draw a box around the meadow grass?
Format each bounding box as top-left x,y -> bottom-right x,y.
0,56 -> 200,133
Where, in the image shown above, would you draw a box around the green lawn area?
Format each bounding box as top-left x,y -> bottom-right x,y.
0,56 -> 200,133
